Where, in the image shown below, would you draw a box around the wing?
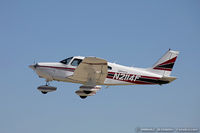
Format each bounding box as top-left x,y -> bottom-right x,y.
68,57 -> 108,99
69,57 -> 108,85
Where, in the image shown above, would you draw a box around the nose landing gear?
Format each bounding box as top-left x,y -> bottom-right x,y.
37,81 -> 57,94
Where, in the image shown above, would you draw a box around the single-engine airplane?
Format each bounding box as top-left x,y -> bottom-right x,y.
29,49 -> 179,99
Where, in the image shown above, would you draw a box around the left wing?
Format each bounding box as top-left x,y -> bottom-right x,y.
69,57 -> 108,85
68,57 -> 108,99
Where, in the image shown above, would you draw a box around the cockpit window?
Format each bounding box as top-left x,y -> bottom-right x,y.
71,59 -> 82,66
108,66 -> 112,70
60,57 -> 73,65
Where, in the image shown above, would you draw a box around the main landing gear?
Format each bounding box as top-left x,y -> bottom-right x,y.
37,81 -> 57,94
41,91 -> 48,94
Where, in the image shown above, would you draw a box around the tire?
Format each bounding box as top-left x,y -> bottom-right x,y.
41,91 -> 48,94
80,96 -> 87,99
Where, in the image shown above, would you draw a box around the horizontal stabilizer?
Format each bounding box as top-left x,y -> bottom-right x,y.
160,76 -> 177,83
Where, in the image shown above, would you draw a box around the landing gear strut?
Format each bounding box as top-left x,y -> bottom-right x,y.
45,81 -> 50,86
41,81 -> 50,94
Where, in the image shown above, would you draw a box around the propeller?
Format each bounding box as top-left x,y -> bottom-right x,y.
29,60 -> 39,69
34,63 -> 39,69
33,59 -> 39,68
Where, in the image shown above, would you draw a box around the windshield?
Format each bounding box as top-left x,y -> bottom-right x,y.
60,57 -> 73,64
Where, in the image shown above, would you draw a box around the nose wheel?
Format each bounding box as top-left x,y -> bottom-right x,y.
37,81 -> 57,94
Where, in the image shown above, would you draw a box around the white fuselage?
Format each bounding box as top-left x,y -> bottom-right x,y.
29,56 -> 166,86
29,50 -> 179,98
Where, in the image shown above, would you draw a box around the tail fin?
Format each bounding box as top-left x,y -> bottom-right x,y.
147,49 -> 179,77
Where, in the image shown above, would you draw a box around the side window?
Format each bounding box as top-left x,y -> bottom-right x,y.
108,66 -> 112,70
71,59 -> 82,66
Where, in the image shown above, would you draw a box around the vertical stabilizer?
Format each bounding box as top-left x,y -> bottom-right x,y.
147,49 -> 179,77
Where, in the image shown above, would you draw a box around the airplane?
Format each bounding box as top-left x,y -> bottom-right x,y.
29,49 -> 179,99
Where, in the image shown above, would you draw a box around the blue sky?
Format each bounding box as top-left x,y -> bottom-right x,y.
0,0 -> 199,133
